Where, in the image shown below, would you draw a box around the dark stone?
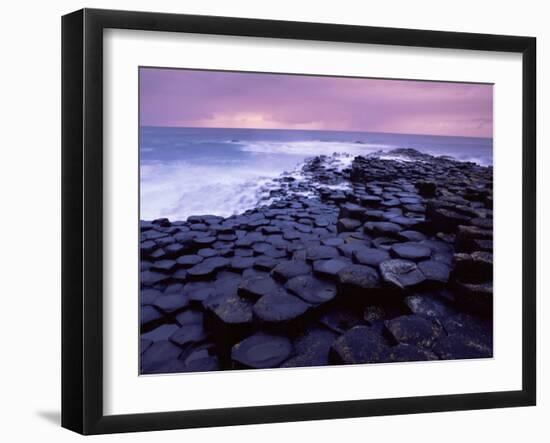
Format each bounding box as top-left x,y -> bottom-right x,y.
322,237 -> 345,247
170,322 -> 208,347
238,275 -> 283,300
455,225 -> 493,253
453,251 -> 493,283
338,264 -> 381,291
175,309 -> 204,326
405,293 -> 457,320
182,281 -> 215,303
339,203 -> 366,220
431,208 -> 471,232
142,324 -> 180,342
337,218 -> 363,232
418,260 -> 451,283
231,332 -> 293,368
318,308 -> 363,334
391,242 -> 432,261
150,259 -> 177,273
153,294 -> 189,314
384,315 -> 443,348
204,292 -> 254,325
164,243 -> 185,258
381,343 -> 436,362
180,348 -> 220,372
271,260 -> 311,282
331,326 -> 388,364
363,305 -> 386,323
253,255 -> 278,271
141,288 -> 162,305
253,292 -> 310,323
140,305 -> 164,327
141,270 -> 169,286
372,237 -> 398,250
312,258 -> 351,279
141,340 -> 183,374
176,254 -> 203,268
379,259 -> 426,289
306,245 -> 340,261
364,221 -> 402,237
286,275 -> 337,305
416,181 -> 437,197
433,334 -> 492,360
187,256 -> 230,280
454,280 -> 493,315
353,248 -> 390,266
229,256 -> 255,272
197,248 -> 218,258
140,339 -> 153,355
281,327 -> 337,368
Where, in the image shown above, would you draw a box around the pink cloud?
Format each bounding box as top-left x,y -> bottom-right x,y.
140,68 -> 493,138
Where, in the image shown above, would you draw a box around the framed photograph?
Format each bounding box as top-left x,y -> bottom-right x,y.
61,8 -> 536,435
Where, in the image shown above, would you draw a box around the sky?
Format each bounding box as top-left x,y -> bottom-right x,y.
139,68 -> 493,138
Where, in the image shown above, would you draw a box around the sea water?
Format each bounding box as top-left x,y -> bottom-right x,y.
140,127 -> 493,220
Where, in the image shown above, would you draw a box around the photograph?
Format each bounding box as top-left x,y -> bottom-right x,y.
138,67 -> 494,375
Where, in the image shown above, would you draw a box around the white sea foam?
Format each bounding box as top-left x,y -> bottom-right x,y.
239,140 -> 396,157
140,161 -> 281,220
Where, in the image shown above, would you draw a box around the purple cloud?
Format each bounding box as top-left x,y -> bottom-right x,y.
140,68 -> 493,138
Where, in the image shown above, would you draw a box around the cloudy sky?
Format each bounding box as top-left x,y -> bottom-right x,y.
139,68 -> 493,138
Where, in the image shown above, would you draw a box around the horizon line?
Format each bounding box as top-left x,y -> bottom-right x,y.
139,124 -> 494,140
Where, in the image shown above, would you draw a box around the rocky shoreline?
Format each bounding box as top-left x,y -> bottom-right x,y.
140,148 -> 493,374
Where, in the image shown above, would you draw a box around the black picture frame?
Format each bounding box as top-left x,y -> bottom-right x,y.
61,8 -> 536,435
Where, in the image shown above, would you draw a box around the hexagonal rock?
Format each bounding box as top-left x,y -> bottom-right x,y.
141,340 -> 183,374
454,280 -> 493,315
169,322 -> 208,347
339,203 -> 366,220
140,270 -> 169,287
204,292 -> 254,326
180,347 -> 220,372
381,343 -> 437,363
281,327 -> 337,368
306,245 -> 340,261
337,218 -> 362,232
141,288 -> 162,305
142,324 -> 180,342
140,305 -> 164,327
176,254 -> 204,268
433,334 -> 492,360
363,221 -> 402,237
186,256 -> 230,280
253,256 -> 278,271
379,259 -> 426,289
229,256 -> 255,273
404,293 -> 457,321
150,259 -> 177,273
231,332 -> 293,369
253,293 -> 310,323
417,260 -> 451,283
286,275 -> 337,305
152,294 -> 190,314
238,275 -> 283,300
312,258 -> 351,279
455,225 -> 493,253
391,242 -> 432,261
353,248 -> 390,267
318,308 -> 363,334
270,260 -> 311,282
337,264 -> 380,290
331,326 -> 388,364
453,251 -> 493,283
384,315 -> 442,348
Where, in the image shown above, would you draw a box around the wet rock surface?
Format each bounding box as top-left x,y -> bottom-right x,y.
140,149 -> 493,373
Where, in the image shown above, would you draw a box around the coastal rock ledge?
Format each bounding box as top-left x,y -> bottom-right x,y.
140,149 -> 494,374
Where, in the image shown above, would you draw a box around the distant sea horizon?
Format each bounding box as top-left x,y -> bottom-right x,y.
140,126 -> 493,221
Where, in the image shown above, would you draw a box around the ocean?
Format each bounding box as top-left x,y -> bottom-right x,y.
140,127 -> 493,221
